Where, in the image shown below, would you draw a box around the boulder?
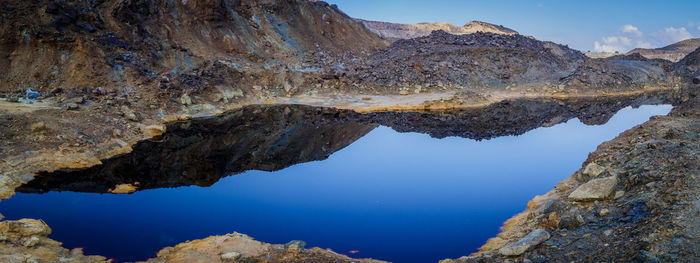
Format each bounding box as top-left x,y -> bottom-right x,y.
142,124 -> 166,138
0,219 -> 52,238
582,162 -> 606,177
0,175 -> 21,200
221,252 -> 241,261
568,176 -> 618,202
498,229 -> 550,256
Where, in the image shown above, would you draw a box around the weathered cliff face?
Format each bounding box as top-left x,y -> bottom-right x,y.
357,19 -> 518,40
0,0 -> 386,94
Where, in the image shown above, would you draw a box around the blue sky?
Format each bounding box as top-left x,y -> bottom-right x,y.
327,0 -> 700,52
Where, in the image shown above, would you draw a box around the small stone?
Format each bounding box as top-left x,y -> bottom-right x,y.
72,96 -> 85,104
23,236 -> 41,247
599,208 -> 610,217
498,229 -> 550,256
113,129 -> 122,137
65,103 -> 79,110
142,124 -> 166,138
120,106 -> 139,122
179,94 -> 192,105
614,190 -> 625,199
568,176 -> 618,202
221,252 -> 242,261
582,162 -> 606,177
108,184 -> 137,194
693,76 -> 700,84
558,214 -> 583,230
30,122 -> 47,132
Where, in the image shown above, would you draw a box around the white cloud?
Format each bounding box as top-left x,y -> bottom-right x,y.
651,27 -> 691,43
602,36 -> 619,43
619,36 -> 631,45
593,24 -> 697,53
594,41 -> 624,53
636,41 -> 653,49
622,25 -> 642,36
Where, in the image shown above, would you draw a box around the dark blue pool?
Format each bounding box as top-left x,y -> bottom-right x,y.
0,104 -> 672,262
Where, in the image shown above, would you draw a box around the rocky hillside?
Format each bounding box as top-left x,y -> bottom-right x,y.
672,46 -> 700,82
342,30 -> 673,91
0,0 -> 386,95
357,19 -> 518,40
627,38 -> 700,62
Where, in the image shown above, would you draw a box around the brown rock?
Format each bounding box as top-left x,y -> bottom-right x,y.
30,122 -> 47,133
0,219 -> 52,238
108,183 -> 138,194
142,124 -> 166,138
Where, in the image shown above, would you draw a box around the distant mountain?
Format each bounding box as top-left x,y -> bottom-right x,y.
357,19 -> 518,40
626,38 -> 700,62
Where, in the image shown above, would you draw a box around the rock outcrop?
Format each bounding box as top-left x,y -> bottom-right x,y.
358,19 -> 518,40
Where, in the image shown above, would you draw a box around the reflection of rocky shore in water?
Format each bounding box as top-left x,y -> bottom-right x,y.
19,91 -> 682,194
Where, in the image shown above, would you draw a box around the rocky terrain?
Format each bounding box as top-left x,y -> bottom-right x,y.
357,19 -> 518,40
442,86 -> 699,262
0,0 -> 699,262
627,38 -> 700,62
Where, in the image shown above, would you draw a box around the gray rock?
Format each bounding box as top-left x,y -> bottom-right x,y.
179,94 -> 192,105
558,214 -> 585,230
120,106 -> 139,122
693,76 -> 700,84
221,252 -> 241,261
582,162 -> 606,177
498,229 -> 551,256
72,96 -> 85,104
568,176 -> 618,202
65,103 -> 79,110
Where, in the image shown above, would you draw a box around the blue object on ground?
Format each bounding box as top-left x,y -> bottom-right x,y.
26,88 -> 41,99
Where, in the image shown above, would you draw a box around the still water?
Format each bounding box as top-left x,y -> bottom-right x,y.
0,104 -> 672,262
